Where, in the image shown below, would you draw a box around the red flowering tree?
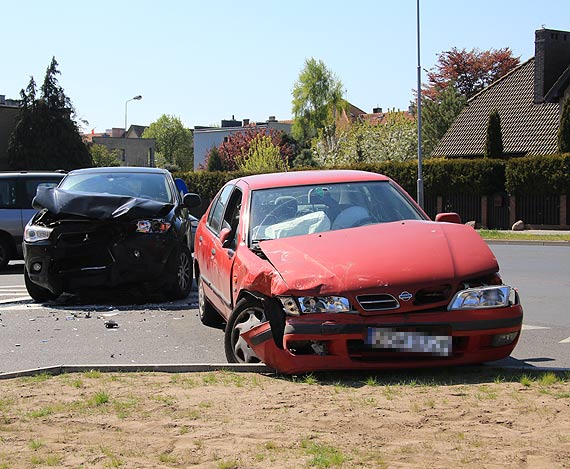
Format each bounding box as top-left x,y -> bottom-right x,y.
205,127 -> 294,171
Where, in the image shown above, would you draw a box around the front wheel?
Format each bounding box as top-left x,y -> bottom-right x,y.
166,245 -> 193,300
224,299 -> 266,363
24,268 -> 59,302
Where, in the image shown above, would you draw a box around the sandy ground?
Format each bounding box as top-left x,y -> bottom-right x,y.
0,368 -> 569,468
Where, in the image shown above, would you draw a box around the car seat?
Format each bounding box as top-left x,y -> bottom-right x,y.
331,206 -> 374,230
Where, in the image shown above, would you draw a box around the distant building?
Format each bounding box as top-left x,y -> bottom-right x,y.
433,28 -> 570,158
0,95 -> 20,170
193,115 -> 292,170
85,125 -> 156,167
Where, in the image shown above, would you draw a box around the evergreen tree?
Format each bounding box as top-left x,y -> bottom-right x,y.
484,109 -> 503,158
206,146 -> 224,171
7,57 -> 91,170
558,96 -> 570,154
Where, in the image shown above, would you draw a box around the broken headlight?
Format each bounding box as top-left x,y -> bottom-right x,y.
24,223 -> 53,243
448,285 -> 516,310
279,296 -> 351,316
136,219 -> 171,233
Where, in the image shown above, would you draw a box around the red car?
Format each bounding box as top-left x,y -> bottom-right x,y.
194,170 -> 522,374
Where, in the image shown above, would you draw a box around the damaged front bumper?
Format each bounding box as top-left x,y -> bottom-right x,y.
242,306 -> 524,374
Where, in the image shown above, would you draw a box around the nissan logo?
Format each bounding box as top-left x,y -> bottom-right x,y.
399,291 -> 413,301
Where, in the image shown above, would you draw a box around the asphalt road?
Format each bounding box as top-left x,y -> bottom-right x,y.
1,243 -> 569,374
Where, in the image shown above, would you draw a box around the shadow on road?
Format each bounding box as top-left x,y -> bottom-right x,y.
0,263 -> 24,275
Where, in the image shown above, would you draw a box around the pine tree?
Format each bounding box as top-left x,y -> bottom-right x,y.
558,96 -> 570,154
206,146 -> 224,171
484,109 -> 503,158
7,57 -> 92,170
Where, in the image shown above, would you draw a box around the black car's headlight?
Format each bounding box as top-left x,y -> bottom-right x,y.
24,223 -> 53,243
279,296 -> 352,316
448,285 -> 517,310
136,219 -> 171,233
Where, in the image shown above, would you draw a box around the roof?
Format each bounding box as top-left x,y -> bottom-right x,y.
432,58 -> 561,157
231,170 -> 390,190
67,167 -> 167,175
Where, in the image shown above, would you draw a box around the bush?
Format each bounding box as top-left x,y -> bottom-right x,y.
505,153 -> 570,195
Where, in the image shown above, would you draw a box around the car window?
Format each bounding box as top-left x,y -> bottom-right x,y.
221,188 -> 242,248
59,173 -> 172,203
249,180 -> 425,242
0,179 -> 17,208
207,185 -> 234,235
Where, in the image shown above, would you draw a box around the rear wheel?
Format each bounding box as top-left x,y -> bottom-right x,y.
24,268 -> 59,302
0,238 -> 10,270
224,299 -> 266,363
198,275 -> 224,328
166,245 -> 193,300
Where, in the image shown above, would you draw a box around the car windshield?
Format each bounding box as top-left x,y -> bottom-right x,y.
59,172 -> 173,203
249,180 -> 425,243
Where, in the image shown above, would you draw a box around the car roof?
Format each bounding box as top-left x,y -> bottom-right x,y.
233,170 -> 391,190
65,166 -> 168,176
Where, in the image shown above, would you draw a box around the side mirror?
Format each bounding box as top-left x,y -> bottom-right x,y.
182,193 -> 201,208
219,227 -> 233,248
435,212 -> 462,224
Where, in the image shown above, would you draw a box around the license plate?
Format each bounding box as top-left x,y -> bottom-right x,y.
366,328 -> 452,356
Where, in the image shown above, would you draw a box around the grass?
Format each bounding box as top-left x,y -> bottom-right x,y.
301,439 -> 346,468
478,229 -> 570,241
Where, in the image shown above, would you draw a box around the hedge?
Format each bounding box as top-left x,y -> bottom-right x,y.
175,154 -> 570,203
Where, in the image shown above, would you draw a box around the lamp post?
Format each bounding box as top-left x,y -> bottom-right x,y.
416,0 -> 424,209
124,95 -> 142,137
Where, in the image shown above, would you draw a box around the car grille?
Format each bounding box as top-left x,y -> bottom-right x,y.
413,285 -> 452,306
356,294 -> 399,311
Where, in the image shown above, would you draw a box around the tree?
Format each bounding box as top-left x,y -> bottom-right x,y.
485,109 -> 504,158
424,47 -> 520,100
421,85 -> 466,156
291,58 -> 345,144
7,57 -> 92,170
558,96 -> 570,154
235,135 -> 288,172
142,115 -> 194,171
206,146 -> 224,171
90,144 -> 121,167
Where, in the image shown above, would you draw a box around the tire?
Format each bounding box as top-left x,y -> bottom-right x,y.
24,268 -> 59,302
166,245 -> 193,300
0,237 -> 10,270
198,275 -> 224,328
224,298 -> 266,363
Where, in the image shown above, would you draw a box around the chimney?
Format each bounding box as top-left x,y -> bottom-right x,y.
243,118 -> 250,126
267,116 -> 277,122
534,28 -> 570,103
373,107 -> 382,114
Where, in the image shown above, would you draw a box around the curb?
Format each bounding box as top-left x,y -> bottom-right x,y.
484,239 -> 570,246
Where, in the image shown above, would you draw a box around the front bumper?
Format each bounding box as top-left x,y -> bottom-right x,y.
23,233 -> 176,294
243,306 -> 523,374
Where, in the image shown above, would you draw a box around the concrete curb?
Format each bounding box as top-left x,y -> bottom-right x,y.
484,239 -> 570,246
1,362 -> 567,380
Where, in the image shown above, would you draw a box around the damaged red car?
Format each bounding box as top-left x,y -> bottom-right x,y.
194,170 -> 522,374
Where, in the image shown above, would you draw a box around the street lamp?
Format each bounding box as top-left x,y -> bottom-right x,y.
124,95 -> 142,137
416,0 -> 424,209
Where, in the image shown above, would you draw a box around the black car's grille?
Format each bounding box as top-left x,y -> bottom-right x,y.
356,294 -> 399,311
413,285 -> 452,306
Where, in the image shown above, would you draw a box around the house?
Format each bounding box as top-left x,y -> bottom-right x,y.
86,125 -> 156,167
433,28 -> 570,158
0,95 -> 20,170
193,116 -> 292,170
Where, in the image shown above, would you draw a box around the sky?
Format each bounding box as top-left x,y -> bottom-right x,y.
2,0 -> 570,133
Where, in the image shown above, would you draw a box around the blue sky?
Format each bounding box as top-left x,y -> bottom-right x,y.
2,1 -> 570,133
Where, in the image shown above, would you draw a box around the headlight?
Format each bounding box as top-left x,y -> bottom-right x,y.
24,223 -> 53,243
136,219 -> 171,233
279,296 -> 352,315
448,285 -> 516,310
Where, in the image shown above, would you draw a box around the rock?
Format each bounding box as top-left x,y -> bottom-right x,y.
512,220 -> 525,231
465,221 -> 478,229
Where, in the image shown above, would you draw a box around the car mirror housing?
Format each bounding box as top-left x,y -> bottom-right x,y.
219,227 -> 233,248
182,193 -> 202,209
435,212 -> 462,224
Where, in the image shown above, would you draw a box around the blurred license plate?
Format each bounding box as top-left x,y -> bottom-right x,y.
366,328 -> 452,356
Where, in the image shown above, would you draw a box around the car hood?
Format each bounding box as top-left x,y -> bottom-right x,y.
33,187 -> 174,220
258,220 -> 498,295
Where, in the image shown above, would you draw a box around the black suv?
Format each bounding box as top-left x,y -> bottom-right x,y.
23,167 -> 201,302
0,171 -> 65,269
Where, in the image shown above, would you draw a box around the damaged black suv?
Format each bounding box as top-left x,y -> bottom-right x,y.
23,167 -> 201,302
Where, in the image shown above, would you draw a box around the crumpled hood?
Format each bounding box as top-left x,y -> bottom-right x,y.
33,186 -> 174,220
259,220 -> 498,295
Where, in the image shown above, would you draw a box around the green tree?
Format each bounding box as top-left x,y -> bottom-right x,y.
206,146 -> 225,171
7,57 -> 92,170
142,114 -> 194,171
235,135 -> 287,173
291,58 -> 345,145
485,109 -> 504,158
558,96 -> 570,154
90,144 -> 121,167
421,85 -> 466,156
